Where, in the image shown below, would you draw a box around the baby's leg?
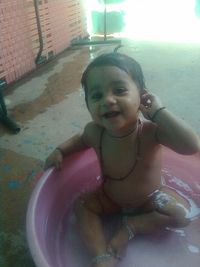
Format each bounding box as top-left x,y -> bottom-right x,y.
108,187 -> 190,257
74,187 -> 120,267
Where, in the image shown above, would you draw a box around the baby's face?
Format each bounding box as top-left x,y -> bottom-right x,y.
86,65 -> 141,136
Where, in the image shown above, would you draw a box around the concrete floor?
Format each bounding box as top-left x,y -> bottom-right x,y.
0,38 -> 200,266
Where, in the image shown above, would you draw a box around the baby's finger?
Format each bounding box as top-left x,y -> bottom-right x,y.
139,103 -> 148,112
141,95 -> 153,109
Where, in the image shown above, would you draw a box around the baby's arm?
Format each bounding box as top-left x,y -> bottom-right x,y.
140,92 -> 200,154
44,125 -> 91,170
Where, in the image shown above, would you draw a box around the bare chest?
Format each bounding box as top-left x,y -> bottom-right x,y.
103,159 -> 161,208
101,143 -> 140,179
97,141 -> 162,207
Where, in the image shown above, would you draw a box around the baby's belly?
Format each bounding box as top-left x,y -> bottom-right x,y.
103,175 -> 161,208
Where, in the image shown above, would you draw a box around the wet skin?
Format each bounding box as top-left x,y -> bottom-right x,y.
74,65 -> 192,266
85,66 -> 162,208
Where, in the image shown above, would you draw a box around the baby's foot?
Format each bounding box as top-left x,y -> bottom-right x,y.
107,227 -> 129,259
108,217 -> 135,258
91,253 -> 118,267
93,257 -> 118,267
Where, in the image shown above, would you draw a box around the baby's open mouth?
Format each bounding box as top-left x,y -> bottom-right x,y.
103,111 -> 120,118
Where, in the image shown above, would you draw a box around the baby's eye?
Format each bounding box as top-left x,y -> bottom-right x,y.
90,92 -> 102,101
114,87 -> 127,95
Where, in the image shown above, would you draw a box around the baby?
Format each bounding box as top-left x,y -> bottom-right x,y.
44,52 -> 200,267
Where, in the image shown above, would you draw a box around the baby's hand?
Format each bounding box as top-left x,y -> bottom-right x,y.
140,90 -> 164,120
44,148 -> 63,170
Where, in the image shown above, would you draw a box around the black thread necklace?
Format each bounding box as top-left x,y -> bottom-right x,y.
106,123 -> 138,139
99,120 -> 142,181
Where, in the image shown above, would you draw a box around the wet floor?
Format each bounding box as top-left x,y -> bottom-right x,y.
0,38 -> 200,266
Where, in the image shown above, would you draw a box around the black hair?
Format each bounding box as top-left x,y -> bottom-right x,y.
81,51 -> 146,106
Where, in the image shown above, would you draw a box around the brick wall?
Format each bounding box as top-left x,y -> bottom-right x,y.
0,0 -> 88,86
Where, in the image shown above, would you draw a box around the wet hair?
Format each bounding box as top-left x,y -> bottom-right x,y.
81,51 -> 146,106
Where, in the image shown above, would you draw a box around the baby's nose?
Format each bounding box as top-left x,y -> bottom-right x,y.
103,93 -> 117,105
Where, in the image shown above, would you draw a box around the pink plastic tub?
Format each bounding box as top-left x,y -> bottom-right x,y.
26,147 -> 200,267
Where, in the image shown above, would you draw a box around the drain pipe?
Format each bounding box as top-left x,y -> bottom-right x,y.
33,0 -> 44,64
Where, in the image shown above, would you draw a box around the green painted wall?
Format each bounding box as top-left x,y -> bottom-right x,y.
92,10 -> 125,34
92,0 -> 125,34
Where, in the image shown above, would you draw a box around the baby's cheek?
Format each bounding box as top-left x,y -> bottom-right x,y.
91,113 -> 101,124
127,96 -> 140,108
88,105 -> 96,116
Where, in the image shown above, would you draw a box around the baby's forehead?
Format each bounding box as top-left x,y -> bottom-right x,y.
87,65 -> 131,79
86,66 -> 136,91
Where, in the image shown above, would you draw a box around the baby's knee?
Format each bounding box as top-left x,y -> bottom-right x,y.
165,203 -> 191,228
171,208 -> 191,228
152,190 -> 191,227
171,199 -> 191,227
